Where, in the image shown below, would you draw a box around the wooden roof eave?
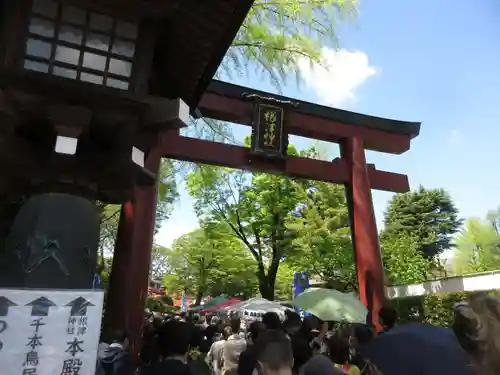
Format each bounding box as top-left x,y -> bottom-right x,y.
150,0 -> 255,108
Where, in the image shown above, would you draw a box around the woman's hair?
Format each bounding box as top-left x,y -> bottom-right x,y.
353,324 -> 374,346
157,321 -> 193,357
327,334 -> 350,364
249,321 -> 265,341
262,312 -> 281,330
452,294 -> 500,373
378,306 -> 397,329
255,329 -> 293,371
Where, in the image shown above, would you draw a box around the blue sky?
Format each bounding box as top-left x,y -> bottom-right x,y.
157,0 -> 500,249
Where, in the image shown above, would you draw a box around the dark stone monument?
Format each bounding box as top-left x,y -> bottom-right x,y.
0,194 -> 100,289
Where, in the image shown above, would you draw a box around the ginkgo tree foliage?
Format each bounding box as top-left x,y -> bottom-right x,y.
187,145 -> 355,300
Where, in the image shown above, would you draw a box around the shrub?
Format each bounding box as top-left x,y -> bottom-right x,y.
391,290 -> 500,327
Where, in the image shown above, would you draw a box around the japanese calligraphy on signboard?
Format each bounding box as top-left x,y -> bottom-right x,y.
0,289 -> 104,375
252,103 -> 287,158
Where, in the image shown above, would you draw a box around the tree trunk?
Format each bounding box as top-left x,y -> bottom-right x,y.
257,263 -> 275,300
194,289 -> 204,306
259,281 -> 274,300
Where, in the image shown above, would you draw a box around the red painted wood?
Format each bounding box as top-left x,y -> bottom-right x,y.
341,137 -> 385,331
158,134 -> 409,193
106,145 -> 162,357
127,148 -> 161,358
198,92 -> 412,154
103,202 -> 135,340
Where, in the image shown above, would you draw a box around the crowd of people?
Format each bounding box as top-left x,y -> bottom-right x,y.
95,293 -> 500,375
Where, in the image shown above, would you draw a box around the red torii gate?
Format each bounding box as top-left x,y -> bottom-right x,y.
105,79 -> 420,349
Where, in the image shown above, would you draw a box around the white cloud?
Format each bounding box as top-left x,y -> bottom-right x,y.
298,47 -> 377,108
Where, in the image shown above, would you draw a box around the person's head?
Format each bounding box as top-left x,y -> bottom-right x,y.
283,311 -> 301,335
249,321 -> 266,342
157,321 -> 193,359
453,295 -> 500,374
262,312 -> 282,330
350,324 -> 374,348
378,306 -> 398,330
300,355 -> 345,375
255,329 -> 293,375
327,335 -> 350,365
223,325 -> 233,340
216,319 -> 225,333
300,316 -> 318,338
229,316 -> 241,334
284,311 -> 301,325
205,314 -> 213,325
112,329 -> 130,350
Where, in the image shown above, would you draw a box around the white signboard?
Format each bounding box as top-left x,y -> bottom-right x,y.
0,288 -> 104,375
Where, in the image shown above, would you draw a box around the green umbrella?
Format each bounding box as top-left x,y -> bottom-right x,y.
293,288 -> 367,323
203,296 -> 228,307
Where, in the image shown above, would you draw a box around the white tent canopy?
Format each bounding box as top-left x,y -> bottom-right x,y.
224,297 -> 292,319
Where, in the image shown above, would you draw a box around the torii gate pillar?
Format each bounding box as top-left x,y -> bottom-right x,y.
103,148 -> 161,352
341,137 -> 385,329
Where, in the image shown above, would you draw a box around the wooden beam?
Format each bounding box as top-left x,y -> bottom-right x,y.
158,135 -> 409,193
366,165 -> 410,193
198,92 -> 413,155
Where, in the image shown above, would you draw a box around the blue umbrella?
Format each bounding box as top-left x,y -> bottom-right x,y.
363,323 -> 472,375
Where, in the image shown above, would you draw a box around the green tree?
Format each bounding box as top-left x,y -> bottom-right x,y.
274,262 -> 294,301
163,227 -> 256,304
286,180 -> 356,292
187,145 -> 356,299
382,186 -> 462,259
486,207 -> 500,234
380,232 -> 431,285
150,245 -> 170,280
194,0 -> 358,139
227,0 -> 357,86
187,163 -> 298,300
453,217 -> 500,275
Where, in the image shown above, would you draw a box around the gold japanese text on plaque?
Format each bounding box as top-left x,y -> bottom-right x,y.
252,103 -> 285,157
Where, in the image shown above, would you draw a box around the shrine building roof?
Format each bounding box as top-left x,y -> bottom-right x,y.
147,0 -> 255,107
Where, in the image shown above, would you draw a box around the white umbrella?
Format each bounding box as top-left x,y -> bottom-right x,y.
225,297 -> 291,315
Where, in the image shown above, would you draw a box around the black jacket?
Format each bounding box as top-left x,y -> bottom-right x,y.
238,343 -> 257,375
142,359 -> 193,375
96,344 -> 133,375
